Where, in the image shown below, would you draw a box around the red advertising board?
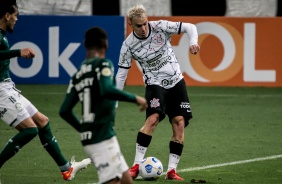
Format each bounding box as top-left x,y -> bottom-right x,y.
125,17 -> 282,87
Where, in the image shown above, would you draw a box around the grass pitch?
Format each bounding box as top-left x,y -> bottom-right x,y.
0,85 -> 282,184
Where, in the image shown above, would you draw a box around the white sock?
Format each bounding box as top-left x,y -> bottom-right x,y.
133,143 -> 147,165
167,153 -> 180,172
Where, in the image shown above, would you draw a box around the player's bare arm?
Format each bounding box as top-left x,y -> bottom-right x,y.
190,44 -> 200,55
135,96 -> 148,112
21,48 -> 35,59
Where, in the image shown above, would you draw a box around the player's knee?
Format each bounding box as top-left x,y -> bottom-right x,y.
32,112 -> 49,127
172,116 -> 190,127
172,116 -> 184,125
146,113 -> 159,124
39,114 -> 49,123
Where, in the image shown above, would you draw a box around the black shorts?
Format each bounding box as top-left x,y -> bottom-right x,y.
145,79 -> 192,127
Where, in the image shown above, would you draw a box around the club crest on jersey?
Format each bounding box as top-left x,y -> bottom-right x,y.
150,98 -> 160,108
15,102 -> 23,112
153,33 -> 164,45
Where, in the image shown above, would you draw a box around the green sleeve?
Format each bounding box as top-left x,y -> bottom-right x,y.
59,81 -> 81,132
98,61 -> 136,103
0,50 -> 21,61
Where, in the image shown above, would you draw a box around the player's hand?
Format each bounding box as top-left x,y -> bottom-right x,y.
189,44 -> 200,55
21,48 -> 35,59
135,96 -> 148,112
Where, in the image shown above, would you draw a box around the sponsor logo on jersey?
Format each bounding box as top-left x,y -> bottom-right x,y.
0,108 -> 7,118
180,102 -> 191,112
96,162 -> 109,172
101,67 -> 112,76
147,55 -> 170,71
161,76 -> 179,87
147,54 -> 162,64
161,79 -> 169,86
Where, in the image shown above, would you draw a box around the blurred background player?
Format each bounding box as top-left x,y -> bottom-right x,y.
59,26 -> 147,184
116,4 -> 200,181
0,0 -> 91,181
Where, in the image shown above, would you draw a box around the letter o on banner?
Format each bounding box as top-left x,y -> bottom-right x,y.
188,22 -> 244,82
10,41 -> 43,78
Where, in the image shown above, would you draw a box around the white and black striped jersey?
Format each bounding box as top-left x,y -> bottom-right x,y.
116,20 -> 198,89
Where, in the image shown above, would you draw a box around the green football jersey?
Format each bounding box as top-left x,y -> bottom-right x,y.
60,57 -> 136,146
0,29 -> 20,82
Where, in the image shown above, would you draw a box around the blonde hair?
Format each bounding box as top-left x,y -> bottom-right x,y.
127,4 -> 147,21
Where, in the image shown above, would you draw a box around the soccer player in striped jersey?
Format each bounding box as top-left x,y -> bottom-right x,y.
116,4 -> 200,181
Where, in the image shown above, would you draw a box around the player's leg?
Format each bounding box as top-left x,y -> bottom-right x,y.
84,136 -> 132,184
129,85 -> 167,179
0,118 -> 38,168
0,86 -> 38,168
165,116 -> 185,180
32,111 -> 71,168
29,111 -> 91,180
133,113 -> 158,165
165,79 -> 192,180
119,171 -> 133,184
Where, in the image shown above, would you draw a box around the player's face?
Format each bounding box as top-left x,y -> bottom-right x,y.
130,16 -> 149,38
6,6 -> 19,33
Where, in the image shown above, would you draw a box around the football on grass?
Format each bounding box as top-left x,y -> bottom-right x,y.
139,156 -> 163,180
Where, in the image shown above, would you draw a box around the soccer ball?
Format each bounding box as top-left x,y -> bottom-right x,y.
139,156 -> 163,180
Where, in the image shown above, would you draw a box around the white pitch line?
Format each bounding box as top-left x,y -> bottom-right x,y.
170,154 -> 282,174
189,94 -> 282,97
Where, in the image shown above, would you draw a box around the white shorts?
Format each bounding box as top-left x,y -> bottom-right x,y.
0,80 -> 38,127
84,136 -> 129,184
